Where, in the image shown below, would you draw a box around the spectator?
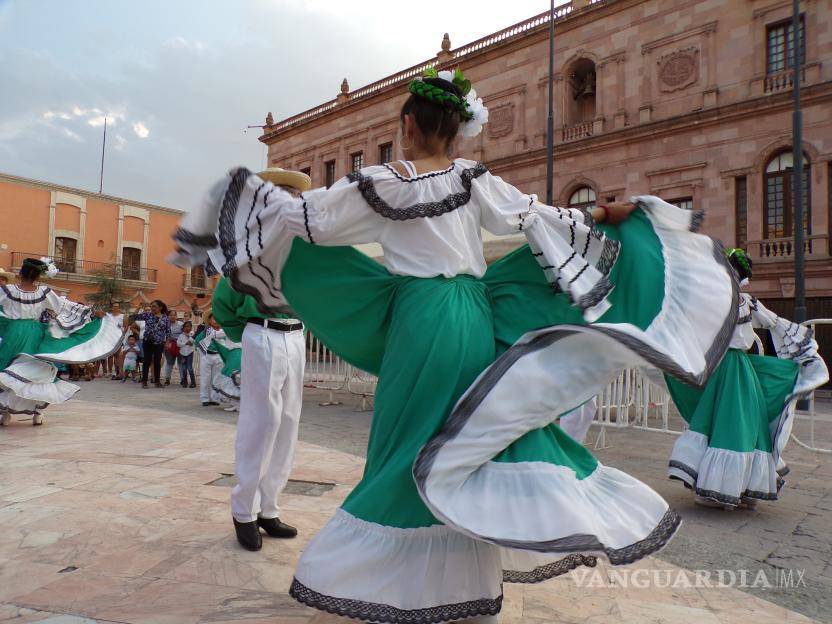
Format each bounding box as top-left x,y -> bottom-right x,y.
177,320 -> 196,388
115,321 -> 141,379
162,309 -> 183,385
121,335 -> 141,382
135,299 -> 169,389
106,302 -> 125,379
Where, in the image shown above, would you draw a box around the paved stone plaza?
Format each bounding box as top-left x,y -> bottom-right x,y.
0,379 -> 830,624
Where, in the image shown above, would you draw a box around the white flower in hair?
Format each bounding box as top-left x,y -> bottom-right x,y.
40,256 -> 59,278
437,70 -> 454,82
460,88 -> 489,138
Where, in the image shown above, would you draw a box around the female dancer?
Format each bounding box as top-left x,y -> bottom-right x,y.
0,258 -> 123,426
173,69 -> 737,622
667,248 -> 827,509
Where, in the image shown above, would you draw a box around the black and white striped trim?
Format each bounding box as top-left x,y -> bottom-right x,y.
0,284 -> 50,304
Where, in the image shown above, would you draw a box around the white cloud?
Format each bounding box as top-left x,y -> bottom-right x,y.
166,36 -> 206,52
62,128 -> 83,142
87,115 -> 106,127
114,134 -> 127,151
132,121 -> 149,138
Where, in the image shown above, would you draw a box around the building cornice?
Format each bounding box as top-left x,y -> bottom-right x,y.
259,0 -> 626,144
484,80 -> 832,174
0,171 -> 183,215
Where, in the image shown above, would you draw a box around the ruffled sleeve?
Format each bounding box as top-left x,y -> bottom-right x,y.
473,172 -> 619,322
44,289 -> 94,337
172,167 -> 385,313
749,295 -> 821,363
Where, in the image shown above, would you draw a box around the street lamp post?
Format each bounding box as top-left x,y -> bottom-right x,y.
792,0 -> 806,322
545,0 -> 555,205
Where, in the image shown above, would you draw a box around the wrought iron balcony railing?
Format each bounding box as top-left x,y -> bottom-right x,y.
183,272 -> 209,291
10,252 -> 158,283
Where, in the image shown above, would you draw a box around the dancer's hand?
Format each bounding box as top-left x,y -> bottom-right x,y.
595,202 -> 635,225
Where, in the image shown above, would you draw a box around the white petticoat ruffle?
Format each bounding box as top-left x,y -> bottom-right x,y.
668,431 -> 780,506
0,355 -> 79,414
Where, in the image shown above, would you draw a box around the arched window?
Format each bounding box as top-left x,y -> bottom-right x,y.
568,187 -> 596,211
764,150 -> 811,239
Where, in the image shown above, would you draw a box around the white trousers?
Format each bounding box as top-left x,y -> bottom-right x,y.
231,324 -> 305,523
199,352 -> 223,403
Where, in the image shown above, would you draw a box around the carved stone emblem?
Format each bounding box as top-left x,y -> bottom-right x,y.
488,104 -> 514,139
658,47 -> 699,92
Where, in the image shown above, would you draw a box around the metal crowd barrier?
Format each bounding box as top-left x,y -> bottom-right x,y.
791,319 -> 832,454
304,320 -> 830,456
304,334 -> 378,408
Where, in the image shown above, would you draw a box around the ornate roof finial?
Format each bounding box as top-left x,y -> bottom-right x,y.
337,78 -> 350,104
437,33 -> 453,63
265,111 -> 274,126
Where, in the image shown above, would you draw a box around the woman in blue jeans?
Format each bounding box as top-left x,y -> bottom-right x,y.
176,320 -> 196,388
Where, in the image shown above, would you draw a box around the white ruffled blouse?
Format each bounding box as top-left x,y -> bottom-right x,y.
0,284 -> 93,332
175,158 -> 622,321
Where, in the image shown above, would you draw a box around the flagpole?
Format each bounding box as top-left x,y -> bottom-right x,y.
545,0 -> 555,205
791,0 -> 806,323
99,117 -> 107,193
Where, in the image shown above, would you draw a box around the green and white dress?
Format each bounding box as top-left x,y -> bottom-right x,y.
194,326 -> 241,403
211,338 -> 242,403
666,293 -> 828,506
172,160 -> 738,622
0,284 -> 124,415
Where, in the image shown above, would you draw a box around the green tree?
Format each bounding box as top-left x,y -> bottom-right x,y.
85,270 -> 128,310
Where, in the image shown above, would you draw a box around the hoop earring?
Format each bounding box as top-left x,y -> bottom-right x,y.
398,135 -> 413,151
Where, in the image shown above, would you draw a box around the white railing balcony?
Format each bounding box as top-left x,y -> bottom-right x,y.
748,234 -> 828,261
562,121 -> 594,142
764,67 -> 806,94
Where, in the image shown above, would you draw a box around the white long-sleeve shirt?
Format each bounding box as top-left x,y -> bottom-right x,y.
176,159 -> 624,321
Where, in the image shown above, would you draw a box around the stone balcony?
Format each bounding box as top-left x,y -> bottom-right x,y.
747,234 -> 828,262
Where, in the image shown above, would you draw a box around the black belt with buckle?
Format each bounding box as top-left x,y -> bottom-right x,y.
247,317 -> 303,332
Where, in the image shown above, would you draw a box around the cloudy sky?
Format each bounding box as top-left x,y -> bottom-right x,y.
0,0 -> 558,210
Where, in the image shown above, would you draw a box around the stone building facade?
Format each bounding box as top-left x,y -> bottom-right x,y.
0,172 -> 216,313
260,0 -> 832,321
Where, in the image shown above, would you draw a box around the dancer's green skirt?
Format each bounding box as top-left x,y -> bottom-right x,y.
666,349 -> 799,506
0,316 -> 122,414
278,207 -> 735,620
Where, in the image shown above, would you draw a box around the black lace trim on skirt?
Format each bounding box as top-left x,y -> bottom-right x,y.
669,459 -> 780,505
503,553 -> 597,583
289,578 -> 502,624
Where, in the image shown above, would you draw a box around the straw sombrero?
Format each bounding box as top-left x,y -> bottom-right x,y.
257,168 -> 312,192
0,267 -> 16,281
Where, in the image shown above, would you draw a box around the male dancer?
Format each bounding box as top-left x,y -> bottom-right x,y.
212,168 -> 310,551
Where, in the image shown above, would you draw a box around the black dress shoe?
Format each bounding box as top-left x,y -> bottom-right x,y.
257,516 -> 298,538
202,401 -> 219,406
233,518 -> 262,551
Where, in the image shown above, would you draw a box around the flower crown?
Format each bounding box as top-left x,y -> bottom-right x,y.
725,248 -> 752,275
408,67 -> 489,138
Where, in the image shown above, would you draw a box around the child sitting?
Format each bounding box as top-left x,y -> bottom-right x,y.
121,335 -> 141,383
